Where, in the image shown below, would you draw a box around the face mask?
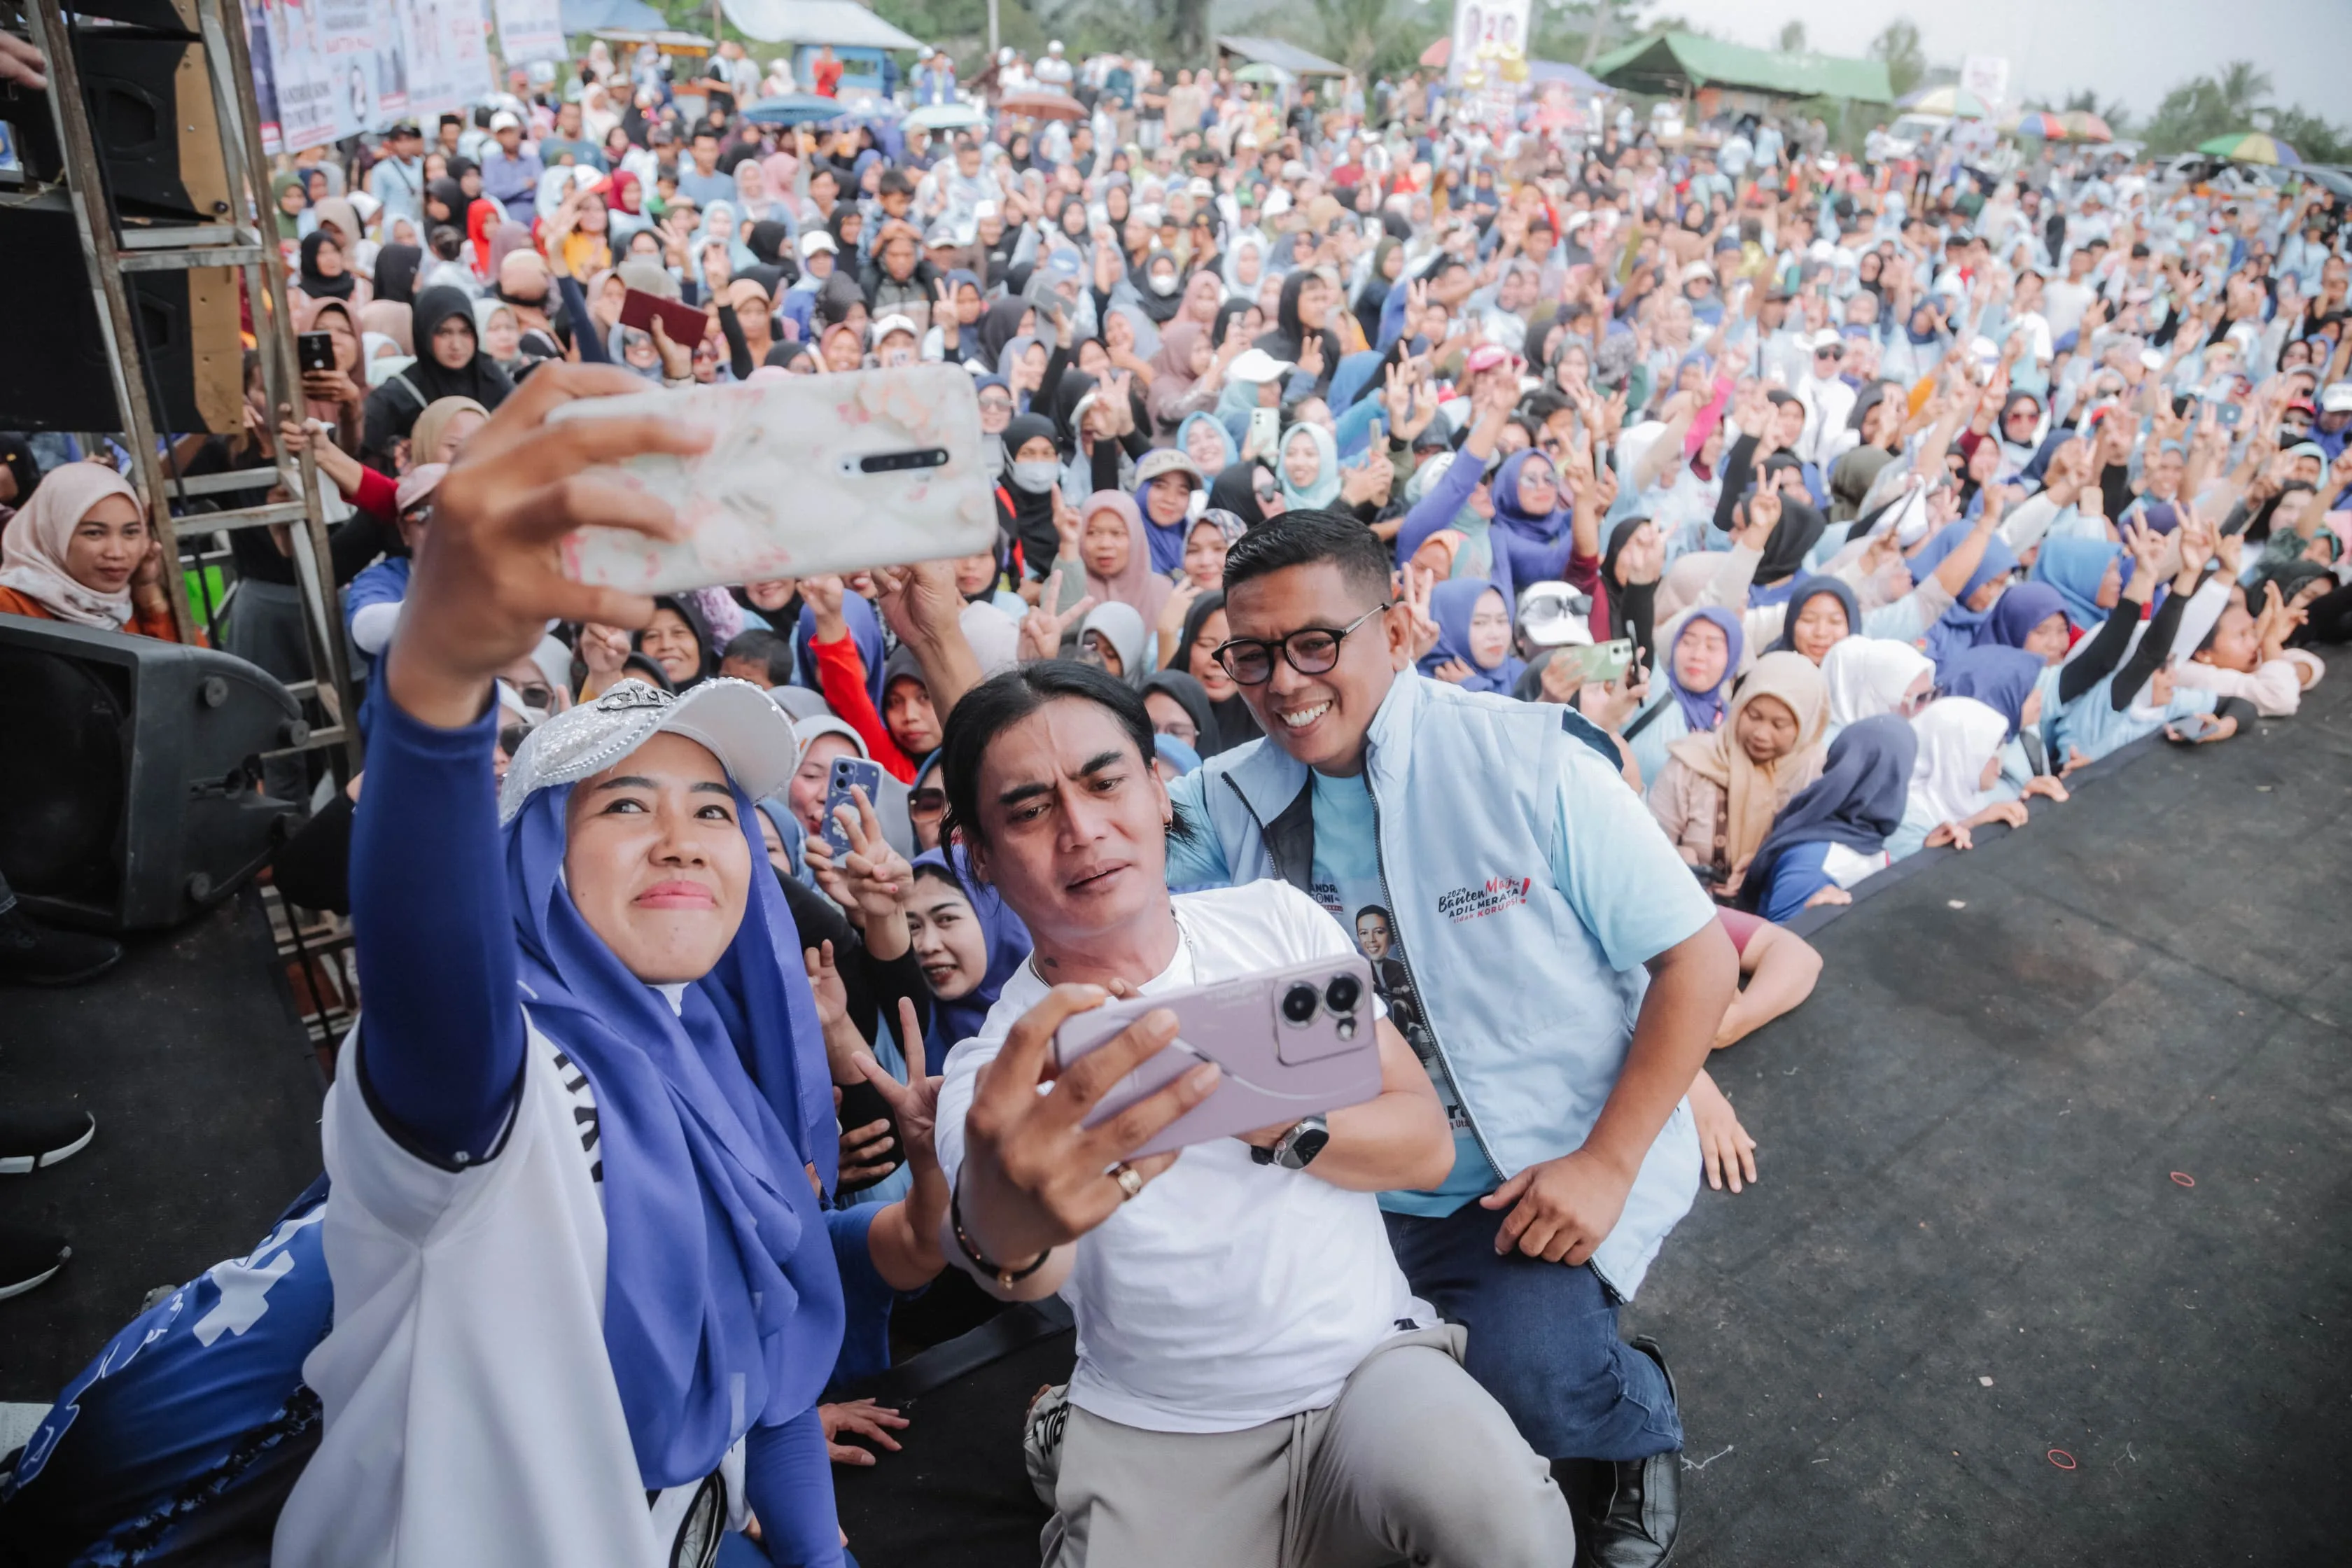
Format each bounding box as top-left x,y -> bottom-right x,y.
1149,272 -> 1177,296
1010,458 -> 1060,493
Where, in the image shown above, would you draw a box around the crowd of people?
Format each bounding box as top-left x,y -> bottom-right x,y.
2,26 -> 2349,1568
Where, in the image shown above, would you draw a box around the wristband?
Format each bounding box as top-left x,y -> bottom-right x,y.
950,1176 -> 1051,1289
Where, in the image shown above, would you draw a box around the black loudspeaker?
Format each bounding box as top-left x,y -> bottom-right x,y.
0,614 -> 308,932
0,203 -> 242,433
73,31 -> 233,222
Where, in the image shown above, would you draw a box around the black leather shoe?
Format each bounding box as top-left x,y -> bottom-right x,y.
1570,1336 -> 1682,1568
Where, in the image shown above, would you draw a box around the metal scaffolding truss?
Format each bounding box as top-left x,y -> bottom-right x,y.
22,0 -> 359,772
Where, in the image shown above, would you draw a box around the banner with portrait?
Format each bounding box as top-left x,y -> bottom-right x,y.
246,0 -> 493,153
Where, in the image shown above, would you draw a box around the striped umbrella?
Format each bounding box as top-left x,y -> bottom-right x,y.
2197,132 -> 2300,166
2059,110 -> 2114,144
2005,110 -> 2066,140
1898,85 -> 1994,120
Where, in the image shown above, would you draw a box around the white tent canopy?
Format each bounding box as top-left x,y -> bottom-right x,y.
722,0 -> 920,49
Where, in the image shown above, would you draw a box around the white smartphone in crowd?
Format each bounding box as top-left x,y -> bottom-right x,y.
550,365 -> 995,596
1051,954 -> 1385,1160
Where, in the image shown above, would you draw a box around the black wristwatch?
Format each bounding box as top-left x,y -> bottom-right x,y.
1252,1114 -> 1331,1170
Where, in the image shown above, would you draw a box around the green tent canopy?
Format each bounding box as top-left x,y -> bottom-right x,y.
1592,31 -> 1893,104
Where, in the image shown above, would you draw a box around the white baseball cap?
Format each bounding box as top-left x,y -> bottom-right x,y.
1517,582 -> 1595,648
2321,382 -> 2352,414
798,230 -> 839,258
1226,347 -> 1293,384
489,109 -> 522,132
499,678 -> 800,824
872,313 -> 919,342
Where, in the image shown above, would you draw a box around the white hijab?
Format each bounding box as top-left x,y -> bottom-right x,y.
1906,696 -> 2007,830
1823,636 -> 1933,729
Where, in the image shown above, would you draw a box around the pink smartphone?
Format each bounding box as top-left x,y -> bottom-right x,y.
1051,953 -> 1384,1160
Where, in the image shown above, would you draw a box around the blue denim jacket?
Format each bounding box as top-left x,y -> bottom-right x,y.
1166,673 -> 1714,1297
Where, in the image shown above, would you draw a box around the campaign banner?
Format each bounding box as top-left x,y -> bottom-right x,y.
398,0 -> 496,121
1448,0 -> 1531,128
494,0 -> 567,65
246,0 -> 493,151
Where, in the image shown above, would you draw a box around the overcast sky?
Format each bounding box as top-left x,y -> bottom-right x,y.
1637,0 -> 2339,122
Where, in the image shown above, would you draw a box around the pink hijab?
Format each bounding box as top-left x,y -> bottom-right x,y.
1078,491 -> 1172,626
0,461 -> 146,627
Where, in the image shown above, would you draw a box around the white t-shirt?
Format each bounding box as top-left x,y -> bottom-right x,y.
933,881 -> 1427,1436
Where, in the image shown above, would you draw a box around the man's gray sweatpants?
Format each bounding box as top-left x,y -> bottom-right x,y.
1032,1325 -> 1574,1567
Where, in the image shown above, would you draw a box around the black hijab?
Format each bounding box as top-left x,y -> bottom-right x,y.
635,594 -> 719,689
1049,369 -> 1098,455
424,176 -> 465,227
298,231 -> 356,301
373,242 -> 421,306
365,284 -> 514,456
997,412 -> 1060,579
1253,270 -> 1338,371
1598,514 -> 1658,668
1127,249 -> 1186,325
1749,486 -> 1827,587
1142,668 -> 1223,756
977,295 -> 1029,367
1208,460 -> 1270,528
1175,590 -> 1263,751
1213,298 -> 1256,350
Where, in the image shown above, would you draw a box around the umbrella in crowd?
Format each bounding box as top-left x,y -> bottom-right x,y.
906,100 -> 985,131
2060,109 -> 2113,143
741,93 -> 850,127
2005,109 -> 2066,140
1899,85 -> 1992,119
2197,131 -> 2300,166
995,89 -> 1085,120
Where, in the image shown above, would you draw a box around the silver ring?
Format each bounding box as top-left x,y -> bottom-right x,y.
1110,1161 -> 1144,1201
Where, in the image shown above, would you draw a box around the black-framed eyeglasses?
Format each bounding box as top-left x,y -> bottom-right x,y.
1214,603 -> 1389,686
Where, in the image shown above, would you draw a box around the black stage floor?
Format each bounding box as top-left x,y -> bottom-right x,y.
840,677 -> 2352,1567
1,892 -> 324,1396
8,680 -> 2349,1567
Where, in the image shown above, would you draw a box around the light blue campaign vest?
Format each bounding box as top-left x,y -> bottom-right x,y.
1171,673 -> 1700,1298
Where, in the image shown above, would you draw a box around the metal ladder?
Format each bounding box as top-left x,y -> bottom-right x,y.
23,0 -> 358,774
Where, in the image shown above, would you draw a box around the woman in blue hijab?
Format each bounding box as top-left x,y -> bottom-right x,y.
1625,606 -> 1743,786
1488,447 -> 1591,587
2030,536 -> 2127,633
1417,578 -> 1523,695
1934,645 -> 2045,740
906,846 -> 1031,1074
284,376 -> 853,1565
1906,518 -> 2019,664
1738,713 -> 1917,922
1981,582 -> 2074,662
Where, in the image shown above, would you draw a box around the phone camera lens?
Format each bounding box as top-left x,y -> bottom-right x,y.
1281,983 -> 1320,1026
1323,974 -> 1362,1015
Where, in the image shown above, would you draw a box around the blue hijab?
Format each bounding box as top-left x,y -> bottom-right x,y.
1982,582 -> 2069,650
1935,645 -> 2043,738
792,589 -> 886,710
1667,606 -> 1744,732
1768,575 -> 1861,656
1908,520 -> 2018,664
1741,713 -> 1917,909
1417,578 -> 1523,694
1176,410 -> 1236,475
504,780 -> 842,1489
2031,536 -> 2124,631
911,846 -> 1032,1075
1490,449 -> 1572,545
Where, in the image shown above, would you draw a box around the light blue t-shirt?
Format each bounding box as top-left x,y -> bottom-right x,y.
1306,771 -> 1491,1214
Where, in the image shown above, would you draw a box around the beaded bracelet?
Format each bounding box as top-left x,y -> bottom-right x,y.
950,1177 -> 1051,1289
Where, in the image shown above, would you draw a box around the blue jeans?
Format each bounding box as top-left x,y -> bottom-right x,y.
1385,1203 -> 1683,1463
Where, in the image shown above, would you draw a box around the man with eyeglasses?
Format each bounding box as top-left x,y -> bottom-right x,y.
1161,510 -> 1737,1568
